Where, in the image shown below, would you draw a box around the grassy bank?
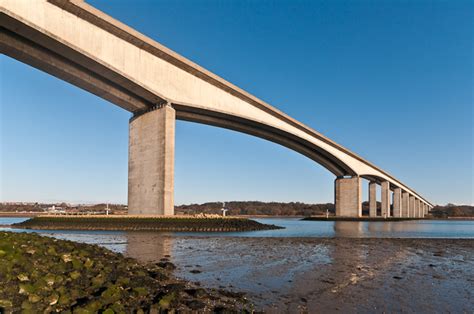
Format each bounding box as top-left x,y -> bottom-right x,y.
0,231 -> 253,312
12,215 -> 283,232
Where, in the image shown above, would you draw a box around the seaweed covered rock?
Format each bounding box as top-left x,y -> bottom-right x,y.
0,231 -> 253,313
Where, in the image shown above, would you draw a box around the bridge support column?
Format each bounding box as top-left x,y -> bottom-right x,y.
128,104 -> 175,215
368,181 -> 377,217
393,188 -> 402,217
409,195 -> 415,218
381,181 -> 390,218
335,177 -> 362,217
401,191 -> 409,217
415,199 -> 421,218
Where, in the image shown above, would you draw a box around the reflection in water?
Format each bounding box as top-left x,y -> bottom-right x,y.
125,232 -> 173,263
333,221 -> 364,237
366,221 -> 395,234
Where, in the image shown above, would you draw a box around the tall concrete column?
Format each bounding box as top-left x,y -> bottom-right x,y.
409,195 -> 415,218
402,191 -> 409,217
369,181 -> 377,217
414,199 -> 420,218
393,188 -> 402,217
128,104 -> 175,215
335,177 -> 362,217
417,200 -> 422,218
381,181 -> 390,218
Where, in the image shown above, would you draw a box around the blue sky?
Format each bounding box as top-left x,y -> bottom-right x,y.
1,0 -> 472,205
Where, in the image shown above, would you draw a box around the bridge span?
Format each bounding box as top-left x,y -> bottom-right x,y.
0,0 -> 433,217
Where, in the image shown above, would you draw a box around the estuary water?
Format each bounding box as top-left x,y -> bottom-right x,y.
1,217 -> 473,312
1,217 -> 473,239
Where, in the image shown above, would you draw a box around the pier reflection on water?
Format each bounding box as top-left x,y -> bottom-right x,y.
125,232 -> 173,263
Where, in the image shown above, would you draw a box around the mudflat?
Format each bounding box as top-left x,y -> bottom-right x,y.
155,236 -> 474,313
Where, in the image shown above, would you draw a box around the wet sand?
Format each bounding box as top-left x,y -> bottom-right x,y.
124,236 -> 474,313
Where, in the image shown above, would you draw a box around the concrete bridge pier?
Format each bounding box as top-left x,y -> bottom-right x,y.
413,199 -> 419,217
381,181 -> 391,218
409,195 -> 415,218
368,181 -> 377,217
419,200 -> 423,217
335,177 -> 362,217
402,191 -> 409,217
128,104 -> 176,215
393,188 -> 402,217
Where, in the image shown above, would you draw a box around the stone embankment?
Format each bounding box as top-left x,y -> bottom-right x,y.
12,215 -> 283,232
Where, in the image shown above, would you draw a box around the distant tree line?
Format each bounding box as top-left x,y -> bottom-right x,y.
0,203 -> 125,213
429,204 -> 474,218
175,201 -> 334,216
2,202 -> 473,218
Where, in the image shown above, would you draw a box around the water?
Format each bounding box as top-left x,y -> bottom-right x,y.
1,217 -> 474,239
0,217 -> 29,225
181,218 -> 474,238
1,217 -> 472,311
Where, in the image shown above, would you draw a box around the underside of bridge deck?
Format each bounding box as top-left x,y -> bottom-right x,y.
0,0 -> 433,217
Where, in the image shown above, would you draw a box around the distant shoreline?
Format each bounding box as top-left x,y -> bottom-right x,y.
1,212 -> 473,220
0,212 -> 41,217
302,216 -> 474,221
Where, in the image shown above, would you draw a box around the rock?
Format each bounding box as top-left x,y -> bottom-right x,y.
0,231 -> 252,312
156,261 -> 176,270
186,299 -> 206,310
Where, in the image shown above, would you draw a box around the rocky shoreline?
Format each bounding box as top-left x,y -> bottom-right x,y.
0,231 -> 254,313
12,216 -> 283,232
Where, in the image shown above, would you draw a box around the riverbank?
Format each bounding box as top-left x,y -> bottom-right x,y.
302,216 -> 474,221
302,216 -> 423,221
0,231 -> 252,312
12,215 -> 283,232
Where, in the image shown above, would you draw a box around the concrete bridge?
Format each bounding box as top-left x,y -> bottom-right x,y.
0,0 -> 433,217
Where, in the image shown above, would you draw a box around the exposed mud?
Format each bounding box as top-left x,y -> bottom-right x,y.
135,236 -> 474,313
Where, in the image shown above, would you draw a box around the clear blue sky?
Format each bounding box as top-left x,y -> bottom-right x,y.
1,0 -> 472,205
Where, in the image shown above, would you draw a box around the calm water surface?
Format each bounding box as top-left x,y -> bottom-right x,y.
1,217 -> 473,239
0,217 -> 472,256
